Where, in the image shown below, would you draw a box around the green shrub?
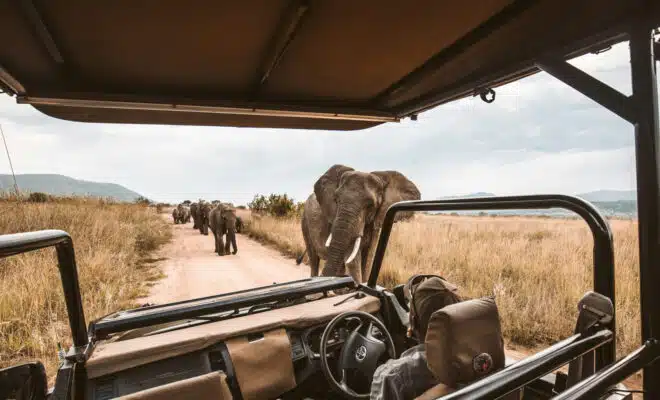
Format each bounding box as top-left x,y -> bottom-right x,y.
27,192 -> 50,203
249,193 -> 298,217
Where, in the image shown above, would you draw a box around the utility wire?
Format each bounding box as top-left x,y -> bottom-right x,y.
0,124 -> 20,196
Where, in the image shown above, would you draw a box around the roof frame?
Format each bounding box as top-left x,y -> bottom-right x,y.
394,26 -> 630,117
18,0 -> 65,65
537,57 -> 636,123
253,0 -> 310,96
16,94 -> 399,123
373,0 -> 539,106
0,64 -> 25,95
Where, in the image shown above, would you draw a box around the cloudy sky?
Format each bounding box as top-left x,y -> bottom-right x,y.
0,41 -> 650,204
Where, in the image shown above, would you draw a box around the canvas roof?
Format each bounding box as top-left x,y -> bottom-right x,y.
1,1 -> 658,130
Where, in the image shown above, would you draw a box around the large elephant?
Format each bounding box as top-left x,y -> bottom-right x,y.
299,164 -> 420,283
198,201 -> 211,235
190,202 -> 200,229
209,203 -> 238,255
172,207 -> 181,224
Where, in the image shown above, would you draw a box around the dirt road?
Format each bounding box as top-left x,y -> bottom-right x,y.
145,218 -> 310,304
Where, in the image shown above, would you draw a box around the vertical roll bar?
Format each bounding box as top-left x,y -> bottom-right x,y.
367,194 -> 615,367
629,21 -> 660,394
0,230 -> 88,348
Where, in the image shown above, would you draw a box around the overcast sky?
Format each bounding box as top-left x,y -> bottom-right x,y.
0,41 -> 650,204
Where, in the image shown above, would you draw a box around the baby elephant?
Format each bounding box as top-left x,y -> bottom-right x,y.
209,203 -> 238,256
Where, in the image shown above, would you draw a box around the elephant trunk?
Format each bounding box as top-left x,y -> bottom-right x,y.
322,206 -> 363,281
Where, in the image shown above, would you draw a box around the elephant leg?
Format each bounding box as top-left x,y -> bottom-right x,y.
218,234 -> 225,255
230,234 -> 237,255
223,231 -> 231,254
212,230 -> 218,254
309,250 -> 320,277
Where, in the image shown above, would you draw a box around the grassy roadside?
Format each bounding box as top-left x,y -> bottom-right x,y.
0,198 -> 171,379
244,212 -> 640,358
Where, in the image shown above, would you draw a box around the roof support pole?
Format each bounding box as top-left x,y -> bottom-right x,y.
536,58 -> 635,123
629,22 -> 660,395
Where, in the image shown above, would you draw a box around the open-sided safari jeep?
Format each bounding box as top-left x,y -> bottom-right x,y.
1,1 -> 660,399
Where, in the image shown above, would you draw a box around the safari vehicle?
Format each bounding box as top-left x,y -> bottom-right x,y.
1,1 -> 659,399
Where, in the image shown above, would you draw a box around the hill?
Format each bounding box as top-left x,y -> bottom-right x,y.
0,174 -> 143,202
437,192 -> 496,200
576,190 -> 637,202
432,191 -> 637,217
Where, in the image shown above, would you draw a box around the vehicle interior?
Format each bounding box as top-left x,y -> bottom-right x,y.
1,1 -> 659,399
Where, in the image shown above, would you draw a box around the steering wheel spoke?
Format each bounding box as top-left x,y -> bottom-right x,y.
319,310 -> 396,399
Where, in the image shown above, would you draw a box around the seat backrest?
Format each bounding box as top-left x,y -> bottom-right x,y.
425,296 -> 505,388
116,371 -> 233,400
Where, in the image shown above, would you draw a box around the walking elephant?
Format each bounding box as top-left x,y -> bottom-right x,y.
298,164 -> 420,283
182,205 -> 191,223
172,207 -> 181,224
198,201 -> 211,235
190,202 -> 200,229
209,203 -> 238,255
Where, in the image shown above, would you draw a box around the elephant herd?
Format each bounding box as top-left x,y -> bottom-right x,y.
168,162 -> 421,282
297,164 -> 421,284
172,200 -> 244,256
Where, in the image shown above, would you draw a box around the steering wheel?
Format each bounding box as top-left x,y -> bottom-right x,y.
319,311 -> 396,399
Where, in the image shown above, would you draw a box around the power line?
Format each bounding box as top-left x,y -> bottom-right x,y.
0,124 -> 20,196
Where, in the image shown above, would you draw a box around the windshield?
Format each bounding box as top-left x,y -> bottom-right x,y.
0,38 -> 654,381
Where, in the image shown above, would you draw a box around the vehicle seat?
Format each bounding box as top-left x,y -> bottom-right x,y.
416,297 -> 522,400
116,371 -> 232,400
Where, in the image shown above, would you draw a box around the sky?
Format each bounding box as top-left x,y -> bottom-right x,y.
0,41 -> 651,205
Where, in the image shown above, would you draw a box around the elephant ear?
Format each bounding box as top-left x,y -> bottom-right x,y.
371,170 -> 421,229
313,164 -> 355,225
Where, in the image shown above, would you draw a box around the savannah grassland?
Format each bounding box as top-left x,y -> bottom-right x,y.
243,211 -> 641,358
0,198 -> 171,380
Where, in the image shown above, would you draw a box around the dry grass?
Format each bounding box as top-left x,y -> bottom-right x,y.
245,212 -> 640,358
0,198 -> 171,379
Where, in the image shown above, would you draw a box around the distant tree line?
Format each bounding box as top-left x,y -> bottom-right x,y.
248,193 -> 304,217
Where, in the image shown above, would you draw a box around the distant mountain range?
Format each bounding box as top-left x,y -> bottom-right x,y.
0,174 -> 143,202
435,190 -> 637,217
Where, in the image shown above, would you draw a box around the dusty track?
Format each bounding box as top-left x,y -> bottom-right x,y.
145,217 -> 310,305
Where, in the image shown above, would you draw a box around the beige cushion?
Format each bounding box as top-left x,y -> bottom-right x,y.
116,371 -> 232,399
425,297 -> 505,387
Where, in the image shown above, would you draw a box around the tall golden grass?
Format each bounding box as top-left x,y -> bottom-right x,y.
0,198 -> 171,379
244,212 -> 640,357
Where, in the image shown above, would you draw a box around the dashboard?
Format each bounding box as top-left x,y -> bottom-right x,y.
86,317 -> 382,399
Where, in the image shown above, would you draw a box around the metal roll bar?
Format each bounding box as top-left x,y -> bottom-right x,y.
440,329 -> 613,399
0,230 -> 88,348
367,194 -> 616,367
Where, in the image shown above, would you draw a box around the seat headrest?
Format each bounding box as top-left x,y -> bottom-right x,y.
425,297 -> 505,387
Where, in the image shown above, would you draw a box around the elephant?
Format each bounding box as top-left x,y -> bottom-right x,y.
198,201 -> 212,235
172,207 -> 181,224
181,205 -> 191,223
298,164 -> 420,283
209,203 -> 238,255
235,216 -> 244,233
190,202 -> 200,229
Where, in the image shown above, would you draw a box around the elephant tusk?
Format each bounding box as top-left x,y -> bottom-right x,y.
325,233 -> 333,247
345,236 -> 362,264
